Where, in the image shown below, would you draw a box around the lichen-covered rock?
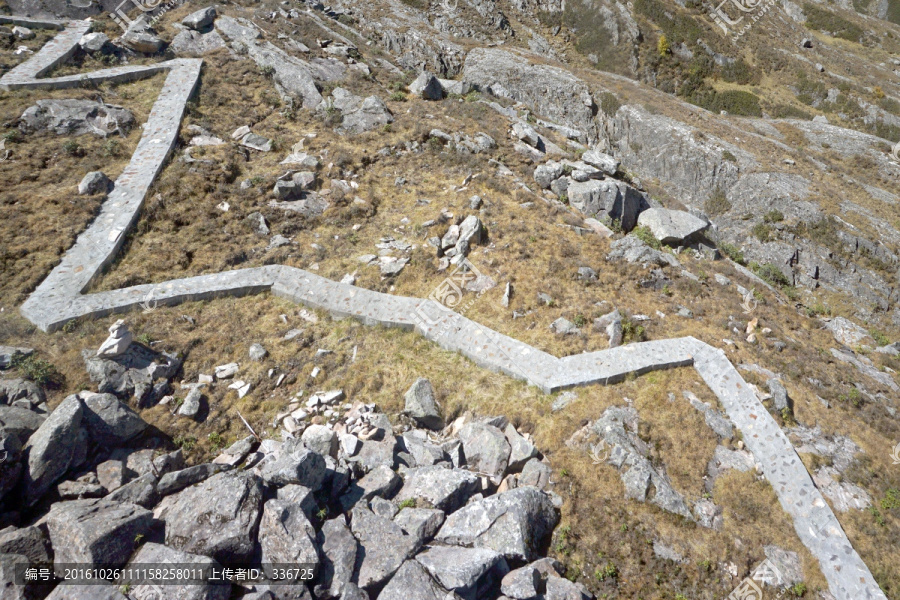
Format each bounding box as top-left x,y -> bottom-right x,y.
19,99 -> 135,137
46,499 -> 152,568
636,208 -> 708,244
22,395 -> 86,506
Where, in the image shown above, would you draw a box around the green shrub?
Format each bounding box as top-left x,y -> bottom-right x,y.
632,225 -> 661,249
770,103 -> 813,119
719,242 -> 745,264
803,3 -> 863,41
598,92 -> 622,116
722,150 -> 737,162
174,435 -> 197,451
62,140 -> 81,156
208,432 -> 226,451
688,89 -> 763,117
389,91 -> 407,102
11,354 -> 62,388
705,188 -> 731,216
763,209 -> 784,223
752,222 -> 774,242
622,317 -> 646,343
870,329 -> 890,346
752,262 -> 791,287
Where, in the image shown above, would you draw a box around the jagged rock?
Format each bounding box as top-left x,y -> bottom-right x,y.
824,317 -> 871,346
436,487 -> 559,561
593,309 -> 623,348
170,28 -> 227,56
501,566 -> 541,599
79,32 -> 108,53
350,506 -> 418,588
409,72 -> 443,100
259,499 -> 319,576
302,424 -> 339,458
682,391 -> 732,440
568,180 -> 644,231
22,395 -> 86,506
46,499 -> 152,567
581,150 -> 619,175
96,320 -> 132,358
0,430 -> 21,501
156,463 -> 228,496
81,392 -> 147,445
96,459 -> 125,492
214,435 -> 257,467
82,341 -> 180,403
377,559 -> 450,600
403,378 -> 442,430
395,465 -> 478,512
458,422 -> 511,481
0,379 -> 45,408
504,424 -> 538,471
127,543 -> 229,600
178,386 -> 202,419
512,121 -> 541,148
0,347 -> 31,370
0,526 -> 49,564
158,471 -> 264,563
693,498 -> 723,530
57,477 -> 104,499
876,342 -> 900,356
241,133 -> 272,152
328,88 -> 393,134
606,236 -> 680,268
416,546 -> 508,598
315,516 -> 358,598
105,472 -> 157,507
763,545 -> 804,586
534,161 -> 564,189
393,507 -> 445,547
256,437 -> 327,489
439,78 -> 472,95
183,5 -> 217,29
550,318 -> 579,336
77,171 -> 110,195
767,379 -> 792,412
340,464 -> 400,510
19,99 -> 135,137
249,343 -> 267,361
636,208 -> 708,244
545,575 -> 592,599
577,266 -> 597,281
518,458 -> 552,490
813,466 -> 871,512
119,24 -> 164,53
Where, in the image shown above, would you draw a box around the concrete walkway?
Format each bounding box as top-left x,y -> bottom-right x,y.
3,21 -> 887,600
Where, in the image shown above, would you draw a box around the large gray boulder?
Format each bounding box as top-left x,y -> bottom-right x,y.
159,471 -> 263,563
46,499 -> 152,568
545,575 -> 592,599
606,236 -> 680,268
259,499 -> 319,577
22,395 -> 86,506
81,392 -> 147,445
501,565 -> 541,599
458,422 -> 511,481
0,347 -> 32,370
314,516 -> 358,599
409,72 -> 443,100
105,472 -> 158,508
0,430 -> 21,501
328,88 -> 394,135
567,180 -> 645,231
0,379 -> 45,407
636,208 -> 708,244
504,424 -> 538,472
120,27 -> 164,53
82,343 -> 180,404
77,171 -> 110,195
182,5 -> 217,29
581,150 -> 619,175
394,465 -> 478,512
170,29 -> 227,57
436,487 -> 559,561
462,48 -> 595,140
0,407 -> 44,445
392,507 -> 445,547
0,526 -> 49,565
339,464 -> 400,511
19,99 -> 135,137
127,543 -> 229,600
534,161 -> 564,189
301,424 -> 338,458
350,506 -> 418,589
402,378 -> 442,430
256,438 -> 327,489
157,463 -> 228,496
416,546 -> 508,599
377,559 -> 450,600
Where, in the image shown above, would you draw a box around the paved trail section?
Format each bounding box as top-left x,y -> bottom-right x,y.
2,18 -> 887,600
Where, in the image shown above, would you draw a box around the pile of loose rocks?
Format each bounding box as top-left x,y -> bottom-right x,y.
0,338 -> 592,599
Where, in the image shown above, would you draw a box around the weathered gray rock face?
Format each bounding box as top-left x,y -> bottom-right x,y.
259,499 -> 319,574
302,424 -> 338,458
416,545 -> 507,598
501,565 -> 541,599
462,48 -> 596,141
79,32 -> 109,53
824,316 -> 872,347
403,378 -> 442,430
534,161 -> 564,189
545,575 -> 592,599
567,180 -> 645,231
105,472 -> 158,508
46,499 -> 152,567
19,99 -> 135,138
392,507 -> 445,547
315,516 -> 358,598
256,438 -> 327,489
0,407 -> 44,447
350,506 -> 418,589
81,392 -> 147,445
216,16 -> 324,108
0,431 -> 22,501
377,559 -> 450,600
339,464 -> 400,510
22,395 -> 86,506
182,5 -> 217,30
159,471 -> 263,563
170,29 -> 227,57
0,347 -> 32,370
458,422 -> 511,481
581,150 -> 619,176
636,208 -> 708,244
0,378 -> 44,408
326,88 -> 393,134
128,543 -> 229,600
606,236 -> 680,268
395,465 -> 478,512
0,526 -> 50,565
436,487 -> 559,560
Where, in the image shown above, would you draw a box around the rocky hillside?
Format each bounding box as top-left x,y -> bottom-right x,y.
0,0 -> 899,598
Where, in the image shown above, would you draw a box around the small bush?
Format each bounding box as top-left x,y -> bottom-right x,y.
208,432 -> 226,451
719,242 -> 745,264
389,91 -> 407,102
173,435 -> 197,451
398,498 -> 417,509
752,222 -> 773,242
62,140 -> 81,156
632,225 -> 661,249
657,34 -> 670,57
595,563 -> 619,581
722,150 -> 737,162
763,209 -> 784,223
803,3 -> 863,41
870,329 -> 890,346
598,92 -> 621,116
752,262 -> 791,287
622,317 -> 646,343
705,188 -> 731,216
11,354 -> 62,388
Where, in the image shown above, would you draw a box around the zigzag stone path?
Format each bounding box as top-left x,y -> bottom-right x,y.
2,20 -> 887,600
